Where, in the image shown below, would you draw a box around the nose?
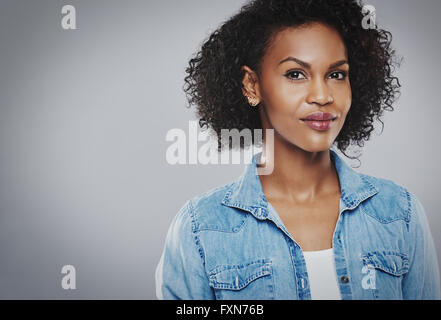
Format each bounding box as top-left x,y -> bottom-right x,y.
306,78 -> 334,106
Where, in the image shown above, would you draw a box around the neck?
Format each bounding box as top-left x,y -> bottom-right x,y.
258,134 -> 339,204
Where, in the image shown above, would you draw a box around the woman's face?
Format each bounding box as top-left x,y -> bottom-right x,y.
245,22 -> 352,152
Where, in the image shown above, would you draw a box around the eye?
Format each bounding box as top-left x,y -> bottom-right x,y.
285,70 -> 306,81
329,71 -> 347,80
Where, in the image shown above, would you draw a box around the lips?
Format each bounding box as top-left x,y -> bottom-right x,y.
303,119 -> 333,131
300,112 -> 337,131
301,112 -> 336,121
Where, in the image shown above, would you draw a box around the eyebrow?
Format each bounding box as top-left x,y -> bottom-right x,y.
278,57 -> 349,69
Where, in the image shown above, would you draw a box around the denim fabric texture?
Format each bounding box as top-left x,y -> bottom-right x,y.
155,149 -> 441,300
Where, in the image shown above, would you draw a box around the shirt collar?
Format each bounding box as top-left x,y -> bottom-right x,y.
221,149 -> 379,220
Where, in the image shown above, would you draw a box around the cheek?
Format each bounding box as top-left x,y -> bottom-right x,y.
261,79 -> 305,116
335,83 -> 352,114
345,91 -> 352,114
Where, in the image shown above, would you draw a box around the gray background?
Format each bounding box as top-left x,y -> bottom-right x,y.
0,0 -> 440,299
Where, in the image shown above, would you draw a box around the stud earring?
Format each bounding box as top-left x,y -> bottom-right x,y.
245,94 -> 260,107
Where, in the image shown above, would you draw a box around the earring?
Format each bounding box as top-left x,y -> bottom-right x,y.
245,94 -> 260,107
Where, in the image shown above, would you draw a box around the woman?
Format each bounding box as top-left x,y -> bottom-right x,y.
155,0 -> 440,300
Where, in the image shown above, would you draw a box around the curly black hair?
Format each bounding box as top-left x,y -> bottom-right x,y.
183,0 -> 401,160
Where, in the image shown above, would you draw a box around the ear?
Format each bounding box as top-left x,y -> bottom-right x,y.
241,65 -> 262,101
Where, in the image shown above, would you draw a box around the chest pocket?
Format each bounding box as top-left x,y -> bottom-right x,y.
208,259 -> 275,300
361,251 -> 409,299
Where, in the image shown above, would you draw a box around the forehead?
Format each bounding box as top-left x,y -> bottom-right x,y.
263,22 -> 348,67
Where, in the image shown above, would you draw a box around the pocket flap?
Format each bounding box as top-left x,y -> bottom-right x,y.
362,251 -> 409,276
208,259 -> 272,290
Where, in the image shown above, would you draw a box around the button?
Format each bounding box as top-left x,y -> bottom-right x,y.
340,275 -> 349,283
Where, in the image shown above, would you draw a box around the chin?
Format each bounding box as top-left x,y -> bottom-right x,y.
301,145 -> 331,153
293,138 -> 333,153
278,130 -> 335,153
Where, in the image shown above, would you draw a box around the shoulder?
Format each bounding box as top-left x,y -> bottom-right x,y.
174,181 -> 247,234
358,173 -> 412,224
360,173 -> 429,231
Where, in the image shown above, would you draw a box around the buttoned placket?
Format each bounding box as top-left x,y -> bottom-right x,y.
332,191 -> 379,299
257,203 -> 312,299
261,198 -> 356,300
331,199 -> 353,300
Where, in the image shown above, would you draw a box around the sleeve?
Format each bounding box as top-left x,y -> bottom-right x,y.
155,200 -> 215,300
402,191 -> 441,299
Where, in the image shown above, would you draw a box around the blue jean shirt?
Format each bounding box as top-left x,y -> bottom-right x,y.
155,149 -> 441,299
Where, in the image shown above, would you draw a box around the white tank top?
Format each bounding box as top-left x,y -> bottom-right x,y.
303,248 -> 342,300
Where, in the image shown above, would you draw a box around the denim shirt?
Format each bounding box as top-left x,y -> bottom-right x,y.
155,149 -> 441,300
